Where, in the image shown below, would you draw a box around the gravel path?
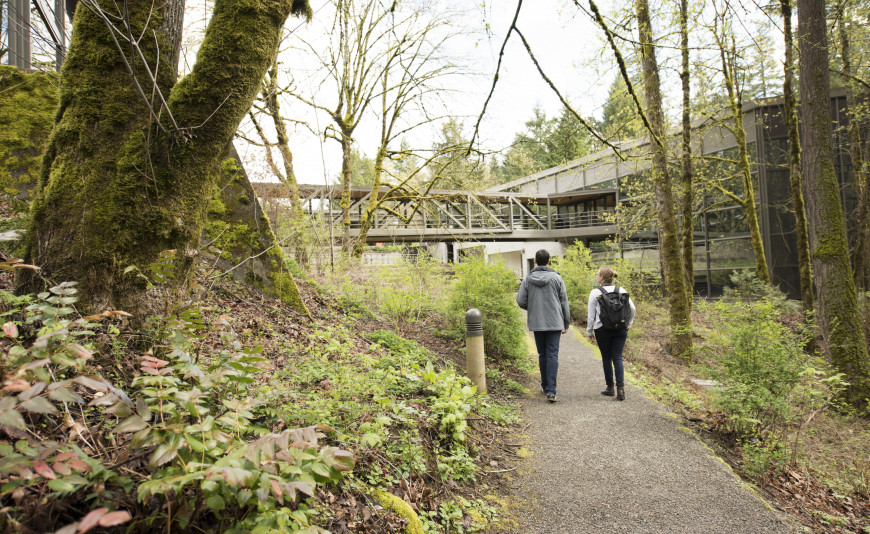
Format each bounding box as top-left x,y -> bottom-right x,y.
499,329 -> 795,534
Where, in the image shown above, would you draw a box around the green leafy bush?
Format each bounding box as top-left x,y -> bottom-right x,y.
699,300 -> 845,475
446,258 -> 527,361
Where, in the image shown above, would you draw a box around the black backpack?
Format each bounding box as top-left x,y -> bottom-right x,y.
597,285 -> 630,330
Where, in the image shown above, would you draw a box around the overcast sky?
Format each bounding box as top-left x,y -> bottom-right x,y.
231,0 -> 619,185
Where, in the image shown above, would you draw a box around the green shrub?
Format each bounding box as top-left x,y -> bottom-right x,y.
447,258 -> 527,361
699,299 -> 845,475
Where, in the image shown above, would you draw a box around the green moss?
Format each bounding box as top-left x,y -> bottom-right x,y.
371,490 -> 423,534
269,270 -> 309,315
0,66 -> 58,206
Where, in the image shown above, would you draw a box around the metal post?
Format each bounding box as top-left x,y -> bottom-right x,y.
54,0 -> 66,69
9,0 -> 32,69
465,309 -> 486,394
546,197 -> 552,230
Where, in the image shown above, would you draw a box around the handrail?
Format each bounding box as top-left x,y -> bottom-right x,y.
314,206 -> 616,232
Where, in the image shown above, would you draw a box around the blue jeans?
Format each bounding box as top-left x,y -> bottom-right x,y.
533,330 -> 561,395
594,328 -> 628,387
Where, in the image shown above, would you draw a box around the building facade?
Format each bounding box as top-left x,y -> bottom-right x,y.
488,89 -> 859,298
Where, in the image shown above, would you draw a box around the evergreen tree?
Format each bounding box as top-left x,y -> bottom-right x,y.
600,74 -> 645,141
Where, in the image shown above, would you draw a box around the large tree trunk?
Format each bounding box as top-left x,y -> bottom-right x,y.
781,0 -> 814,311
20,0 -> 310,316
678,0 -> 694,309
636,0 -> 692,358
797,0 -> 870,405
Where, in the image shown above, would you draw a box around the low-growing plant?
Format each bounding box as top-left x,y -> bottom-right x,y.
446,258 -> 526,361
0,283 -> 355,533
324,255 -> 446,326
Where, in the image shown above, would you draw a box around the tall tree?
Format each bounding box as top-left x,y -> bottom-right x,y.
678,0 -> 694,307
19,0 -> 311,314
599,75 -> 645,142
431,118 -> 491,191
494,106 -> 596,183
834,0 -> 870,291
797,0 -> 870,404
350,2 -> 463,256
348,148 -> 376,186
706,6 -> 770,284
289,0 -> 434,255
781,0 -> 814,311
635,0 -> 692,357
242,45 -> 311,263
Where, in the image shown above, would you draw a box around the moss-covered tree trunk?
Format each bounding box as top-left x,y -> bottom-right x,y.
352,145 -> 385,258
207,152 -> 309,315
836,1 -> 870,292
797,0 -> 870,405
678,0 -> 694,309
339,131 -> 353,255
0,67 -> 57,209
781,0 -> 814,311
636,0 -> 692,358
718,34 -> 770,284
19,0 -> 310,316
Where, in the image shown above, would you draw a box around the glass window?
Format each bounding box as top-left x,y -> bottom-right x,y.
709,268 -> 753,297
763,138 -> 790,167
709,238 -> 755,270
705,207 -> 750,238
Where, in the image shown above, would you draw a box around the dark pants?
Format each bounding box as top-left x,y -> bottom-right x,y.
533,330 -> 562,395
594,327 -> 628,387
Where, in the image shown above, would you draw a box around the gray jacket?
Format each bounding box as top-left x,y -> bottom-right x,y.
516,266 -> 570,331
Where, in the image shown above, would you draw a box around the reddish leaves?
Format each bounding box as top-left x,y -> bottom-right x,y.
53,508 -> 132,534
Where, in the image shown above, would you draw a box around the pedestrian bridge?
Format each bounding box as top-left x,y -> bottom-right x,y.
252,183 -> 619,244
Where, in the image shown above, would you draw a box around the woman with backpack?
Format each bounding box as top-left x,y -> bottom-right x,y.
587,266 -> 636,401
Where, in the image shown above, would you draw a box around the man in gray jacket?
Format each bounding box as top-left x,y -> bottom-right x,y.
516,249 -> 570,402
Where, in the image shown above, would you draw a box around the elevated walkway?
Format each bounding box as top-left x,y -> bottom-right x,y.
252,183 -> 618,244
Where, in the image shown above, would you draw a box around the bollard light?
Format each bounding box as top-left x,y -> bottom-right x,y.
465,308 -> 486,394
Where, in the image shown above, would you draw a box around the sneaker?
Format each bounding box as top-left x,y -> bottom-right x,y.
546,393 -> 557,403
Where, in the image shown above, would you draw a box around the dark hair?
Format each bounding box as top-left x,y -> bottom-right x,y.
535,249 -> 550,266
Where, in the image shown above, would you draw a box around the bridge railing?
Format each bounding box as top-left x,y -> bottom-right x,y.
551,211 -> 615,229
323,207 -> 616,232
